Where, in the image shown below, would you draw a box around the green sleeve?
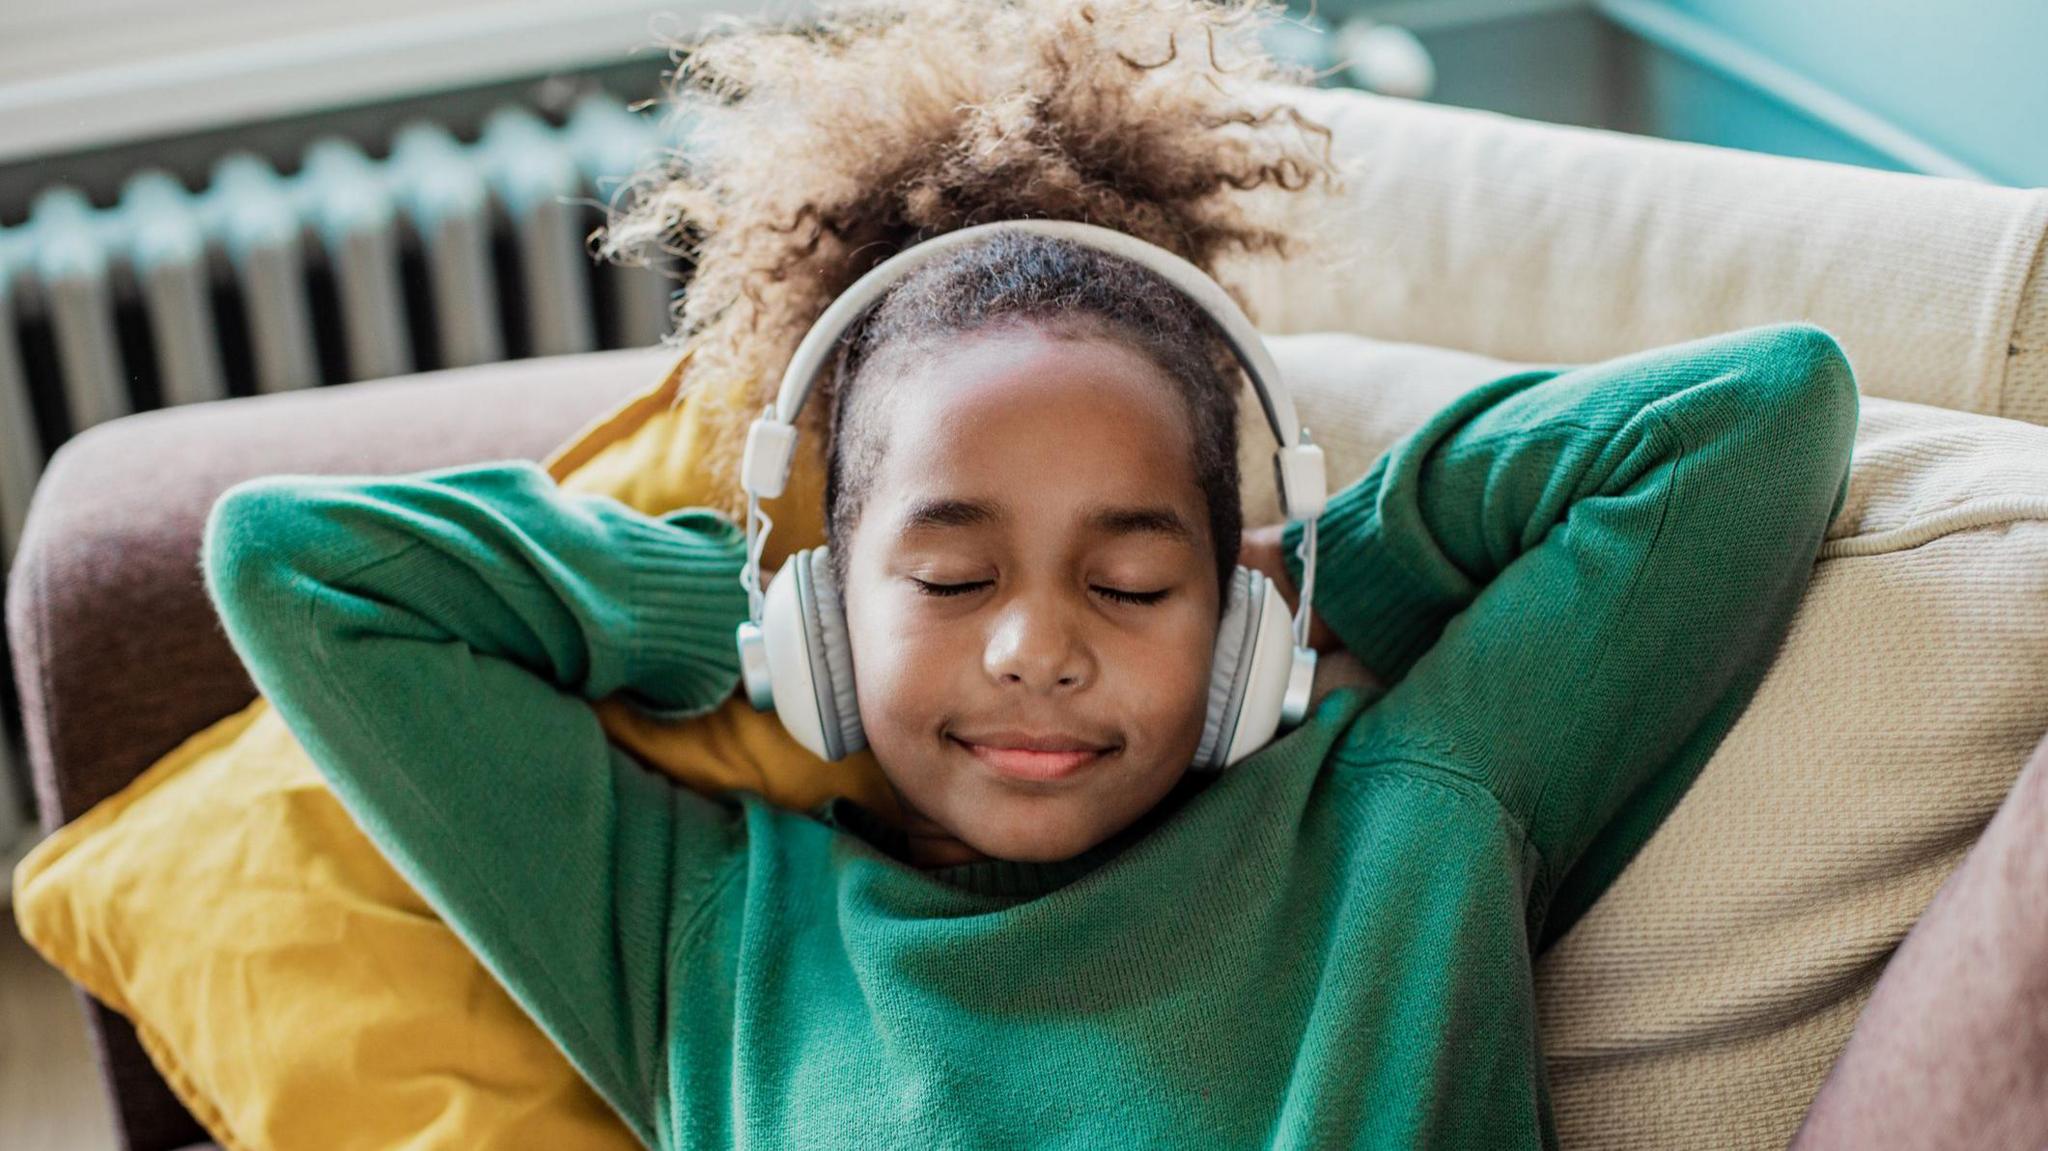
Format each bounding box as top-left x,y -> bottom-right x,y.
201,458 -> 752,1147
1285,322 -> 1858,944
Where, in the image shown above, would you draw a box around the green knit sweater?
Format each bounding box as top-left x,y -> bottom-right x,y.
201,321 -> 1857,1150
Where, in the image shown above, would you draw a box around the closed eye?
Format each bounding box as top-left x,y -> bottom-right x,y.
1094,586 -> 1169,606
910,579 -> 1169,606
911,578 -> 992,598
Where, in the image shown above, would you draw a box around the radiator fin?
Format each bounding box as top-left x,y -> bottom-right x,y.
0,93 -> 690,807
0,91 -> 689,570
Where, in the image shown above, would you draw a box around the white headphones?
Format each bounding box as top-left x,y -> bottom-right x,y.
733,219 -> 1327,771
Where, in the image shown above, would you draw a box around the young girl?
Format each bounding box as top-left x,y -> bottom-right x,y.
201,1 -> 1858,1146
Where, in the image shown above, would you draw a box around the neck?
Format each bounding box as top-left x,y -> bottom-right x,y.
811,766 -> 1231,899
884,784 -> 997,868
903,832 -> 995,869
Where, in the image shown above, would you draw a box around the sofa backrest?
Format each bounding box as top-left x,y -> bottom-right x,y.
1221,83 -> 2048,428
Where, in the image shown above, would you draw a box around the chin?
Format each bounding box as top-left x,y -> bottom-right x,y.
960,815 -> 1106,865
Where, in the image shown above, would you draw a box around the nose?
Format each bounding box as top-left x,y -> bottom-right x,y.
982,588 -> 1095,694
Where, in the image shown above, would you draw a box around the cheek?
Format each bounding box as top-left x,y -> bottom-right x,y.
992,595 -> 1218,751
1117,607 -> 1219,733
844,589 -> 963,732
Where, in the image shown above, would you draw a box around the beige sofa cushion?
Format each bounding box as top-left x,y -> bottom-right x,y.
1257,330 -> 2048,1151
1221,84 -> 2048,428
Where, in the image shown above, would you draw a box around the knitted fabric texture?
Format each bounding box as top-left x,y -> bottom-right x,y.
199,322 -> 1855,1149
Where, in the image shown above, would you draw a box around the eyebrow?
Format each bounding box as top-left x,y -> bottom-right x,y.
899,497 -> 1001,534
898,497 -> 1197,544
1089,504 -> 1199,544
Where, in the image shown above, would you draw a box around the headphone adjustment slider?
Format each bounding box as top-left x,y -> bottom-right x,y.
1281,645 -> 1317,728
741,417 -> 798,500
736,620 -> 776,711
1274,440 -> 1327,522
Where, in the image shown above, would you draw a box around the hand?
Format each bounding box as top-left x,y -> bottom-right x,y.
1236,523 -> 1343,654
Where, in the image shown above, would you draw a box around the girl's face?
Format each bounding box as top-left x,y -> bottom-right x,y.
841,323 -> 1222,866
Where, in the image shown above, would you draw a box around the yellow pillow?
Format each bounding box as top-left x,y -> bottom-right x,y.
12,345 -> 900,1150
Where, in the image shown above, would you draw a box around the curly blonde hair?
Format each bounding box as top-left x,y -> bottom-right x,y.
591,0 -> 1343,461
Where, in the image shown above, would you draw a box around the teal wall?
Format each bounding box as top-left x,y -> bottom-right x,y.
1652,0 -> 2047,187
1302,0 -> 2042,187
1606,42 -> 1906,175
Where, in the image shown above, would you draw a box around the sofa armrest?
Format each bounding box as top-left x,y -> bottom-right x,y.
4,345 -> 670,1151
6,345 -> 670,829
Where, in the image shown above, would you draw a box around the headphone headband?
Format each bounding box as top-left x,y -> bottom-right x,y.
734,218 -> 1326,671
738,219 -> 1328,524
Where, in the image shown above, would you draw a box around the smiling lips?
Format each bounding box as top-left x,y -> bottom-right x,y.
949,731 -> 1116,781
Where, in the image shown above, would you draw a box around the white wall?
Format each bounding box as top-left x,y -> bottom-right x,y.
0,0 -> 753,163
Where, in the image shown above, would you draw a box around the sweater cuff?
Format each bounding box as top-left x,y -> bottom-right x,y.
612,506 -> 751,719
1280,463 -> 1456,687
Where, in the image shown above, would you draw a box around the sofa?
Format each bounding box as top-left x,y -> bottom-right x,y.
10,81 -> 2048,1150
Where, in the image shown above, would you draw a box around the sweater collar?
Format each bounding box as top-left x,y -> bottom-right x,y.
812,769 -> 1218,899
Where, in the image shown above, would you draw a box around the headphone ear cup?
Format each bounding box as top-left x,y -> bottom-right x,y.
1222,569 -> 1302,768
794,548 -> 867,760
1192,567 -> 1262,771
756,553 -> 827,761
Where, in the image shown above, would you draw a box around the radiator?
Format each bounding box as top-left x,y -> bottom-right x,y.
0,93 -> 688,832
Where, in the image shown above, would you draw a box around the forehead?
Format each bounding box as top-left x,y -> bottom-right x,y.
866,327 -> 1206,533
